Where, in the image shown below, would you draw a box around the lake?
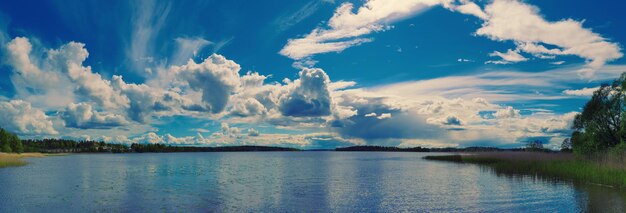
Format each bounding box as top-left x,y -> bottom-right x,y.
1,152 -> 625,212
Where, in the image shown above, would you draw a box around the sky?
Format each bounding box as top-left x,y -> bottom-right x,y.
0,0 -> 625,149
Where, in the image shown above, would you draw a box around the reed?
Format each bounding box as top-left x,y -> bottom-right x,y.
425,152 -> 626,188
0,153 -> 46,168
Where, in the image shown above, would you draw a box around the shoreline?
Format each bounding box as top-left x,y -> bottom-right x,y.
0,153 -> 66,168
424,152 -> 626,189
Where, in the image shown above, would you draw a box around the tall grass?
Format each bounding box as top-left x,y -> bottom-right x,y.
0,153 -> 47,168
425,153 -> 626,188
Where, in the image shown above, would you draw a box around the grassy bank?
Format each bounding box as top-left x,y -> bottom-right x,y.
424,152 -> 626,188
0,153 -> 64,168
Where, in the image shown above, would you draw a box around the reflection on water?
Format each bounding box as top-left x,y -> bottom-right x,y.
0,152 -> 624,212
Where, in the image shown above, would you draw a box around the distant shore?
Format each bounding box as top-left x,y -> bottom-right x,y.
424,152 -> 626,188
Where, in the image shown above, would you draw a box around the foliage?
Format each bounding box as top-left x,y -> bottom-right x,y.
0,128 -> 23,153
22,139 -> 131,153
608,142 -> 626,157
572,73 -> 626,155
525,140 -> 544,150
561,138 -> 572,152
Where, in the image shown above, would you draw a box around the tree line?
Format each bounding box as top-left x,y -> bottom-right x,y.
21,139 -> 130,153
0,131 -> 300,153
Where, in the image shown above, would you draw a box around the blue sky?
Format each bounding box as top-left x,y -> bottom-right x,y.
0,0 -> 625,149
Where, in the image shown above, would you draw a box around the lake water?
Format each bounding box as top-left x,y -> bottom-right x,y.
1,152 -> 625,212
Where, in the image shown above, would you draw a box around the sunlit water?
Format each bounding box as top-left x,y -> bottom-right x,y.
1,152 -> 625,212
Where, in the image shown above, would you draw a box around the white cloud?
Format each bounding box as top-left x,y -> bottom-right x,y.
4,37 -> 129,110
551,61 -> 565,65
562,87 -> 599,96
0,100 -> 58,135
447,0 -> 487,19
280,0 -> 449,59
428,115 -> 463,126
377,113 -> 391,119
493,106 -> 520,119
364,64 -> 626,103
281,0 -> 622,78
4,37 -> 76,108
174,54 -> 242,113
471,0 -> 622,77
191,128 -> 211,133
247,128 -> 260,137
171,37 -> 211,65
487,49 -> 528,64
273,1 -> 327,33
49,41 -> 129,109
229,98 -> 267,117
279,68 -> 332,117
133,132 -> 165,144
60,103 -> 129,129
127,0 -> 172,74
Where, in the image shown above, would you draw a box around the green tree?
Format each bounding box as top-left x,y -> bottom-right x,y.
572,73 -> 626,155
1,142 -> 11,153
561,138 -> 572,152
0,128 -> 12,153
0,128 -> 24,153
526,140 -> 544,150
10,134 -> 23,153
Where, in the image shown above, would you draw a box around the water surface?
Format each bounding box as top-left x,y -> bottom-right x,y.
1,152 -> 625,212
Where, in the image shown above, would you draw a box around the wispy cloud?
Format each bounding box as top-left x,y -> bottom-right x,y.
127,0 -> 172,74
280,0 -> 446,60
273,1 -> 327,33
562,87 -> 600,96
281,0 -> 622,79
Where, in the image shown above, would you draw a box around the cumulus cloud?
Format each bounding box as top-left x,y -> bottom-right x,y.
175,54 -> 241,113
1,18 -> 612,148
428,115 -> 463,126
100,130 -> 360,149
0,100 -> 57,135
4,37 -> 76,108
4,37 -> 130,109
60,103 -> 128,129
279,68 -> 332,117
247,128 -> 260,136
493,106 -> 520,119
49,41 -> 129,109
111,75 -> 195,123
229,98 -> 267,117
331,96 -> 444,141
133,132 -> 165,144
220,123 -> 241,137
